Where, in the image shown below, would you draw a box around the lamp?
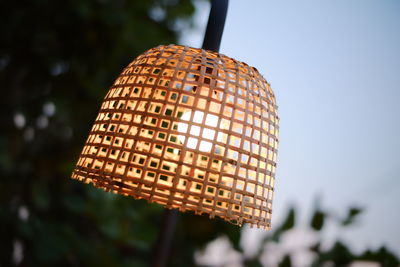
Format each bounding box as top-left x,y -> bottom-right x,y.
72,43 -> 279,228
71,0 -> 278,265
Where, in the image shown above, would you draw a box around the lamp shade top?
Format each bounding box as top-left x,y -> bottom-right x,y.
71,44 -> 279,229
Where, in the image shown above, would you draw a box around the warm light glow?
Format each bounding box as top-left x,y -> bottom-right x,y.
177,110 -> 220,152
71,45 -> 279,229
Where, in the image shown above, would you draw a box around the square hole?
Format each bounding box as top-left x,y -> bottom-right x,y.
125,139 -> 134,149
186,73 -> 199,81
199,86 -> 209,96
138,157 -> 145,165
190,125 -> 200,136
175,110 -> 184,118
241,154 -> 249,164
236,180 -> 245,190
196,172 -> 204,179
223,106 -> 233,116
230,136 -> 241,148
161,120 -> 169,129
183,151 -> 194,164
169,135 -> 177,143
177,135 -> 185,143
177,122 -> 188,133
181,95 -> 194,105
174,82 -> 181,89
162,164 -> 171,171
158,132 -> 166,140
197,98 -> 206,109
245,127 -> 252,137
160,174 -> 169,181
245,184 -> 254,193
207,186 -> 215,194
187,137 -> 198,149
250,157 -> 258,166
149,160 -> 158,168
202,128 -> 215,140
214,145 -> 225,155
217,132 -> 228,143
205,114 -> 218,127
133,114 -> 142,124
253,130 -> 260,140
155,144 -> 163,150
179,179 -> 188,188
181,112 -> 190,121
252,143 -> 260,154
170,93 -> 178,101
199,141 -> 212,152
210,101 -> 221,113
193,111 -> 204,123
165,109 -> 173,116
114,137 -> 122,145
209,175 -> 217,183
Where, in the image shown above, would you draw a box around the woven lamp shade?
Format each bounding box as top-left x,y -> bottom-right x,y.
72,44 -> 279,229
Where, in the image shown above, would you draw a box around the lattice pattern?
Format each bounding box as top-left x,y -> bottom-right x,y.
72,44 -> 279,229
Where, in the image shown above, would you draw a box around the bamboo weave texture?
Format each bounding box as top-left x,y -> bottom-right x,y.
72,44 -> 279,229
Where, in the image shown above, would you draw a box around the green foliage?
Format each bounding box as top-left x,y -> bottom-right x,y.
312,241 -> 354,267
0,0 -> 209,266
278,255 -> 292,267
359,247 -> 400,267
270,206 -> 295,242
310,209 -> 325,231
237,206 -> 399,267
279,207 -> 296,232
342,207 -> 362,226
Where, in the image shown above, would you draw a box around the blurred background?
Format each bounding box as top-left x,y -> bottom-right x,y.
1,0 -> 399,266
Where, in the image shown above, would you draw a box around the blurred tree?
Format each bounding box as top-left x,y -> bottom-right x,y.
235,205 -> 399,267
0,0 -> 240,266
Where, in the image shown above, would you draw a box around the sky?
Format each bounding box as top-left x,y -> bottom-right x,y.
180,0 -> 400,262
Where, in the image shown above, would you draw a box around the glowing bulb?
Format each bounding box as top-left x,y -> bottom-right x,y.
177,111 -> 220,152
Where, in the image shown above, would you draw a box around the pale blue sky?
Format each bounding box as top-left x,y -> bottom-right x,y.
181,0 -> 400,258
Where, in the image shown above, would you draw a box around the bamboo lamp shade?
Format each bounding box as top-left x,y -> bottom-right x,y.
71,44 -> 279,229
